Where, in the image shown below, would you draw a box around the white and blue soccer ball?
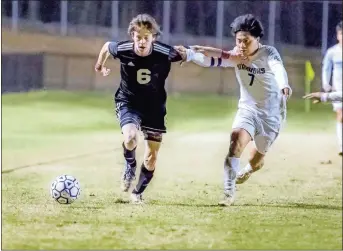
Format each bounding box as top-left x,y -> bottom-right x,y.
50,175 -> 81,204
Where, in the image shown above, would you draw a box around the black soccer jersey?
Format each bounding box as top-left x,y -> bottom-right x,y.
108,40 -> 183,110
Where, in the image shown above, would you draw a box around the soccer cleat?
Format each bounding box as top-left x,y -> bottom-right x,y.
236,170 -> 252,184
218,192 -> 235,206
130,193 -> 144,204
120,163 -> 136,192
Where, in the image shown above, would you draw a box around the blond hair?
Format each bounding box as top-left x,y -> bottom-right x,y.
127,14 -> 162,38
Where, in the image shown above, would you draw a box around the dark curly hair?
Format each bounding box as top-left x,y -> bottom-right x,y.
230,14 -> 264,38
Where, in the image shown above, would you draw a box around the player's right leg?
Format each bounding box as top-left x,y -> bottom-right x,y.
120,123 -> 140,192
115,102 -> 142,192
219,127 -> 252,206
219,108 -> 256,206
334,105 -> 342,156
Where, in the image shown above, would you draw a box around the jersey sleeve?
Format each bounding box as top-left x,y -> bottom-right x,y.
108,42 -> 118,58
322,49 -> 333,92
266,46 -> 292,96
169,46 -> 184,62
321,91 -> 342,102
265,46 -> 283,67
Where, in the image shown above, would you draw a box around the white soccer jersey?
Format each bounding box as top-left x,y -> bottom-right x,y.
233,45 -> 289,117
186,45 -> 291,119
322,44 -> 342,93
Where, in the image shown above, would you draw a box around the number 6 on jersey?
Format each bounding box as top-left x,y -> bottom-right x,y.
137,69 -> 151,84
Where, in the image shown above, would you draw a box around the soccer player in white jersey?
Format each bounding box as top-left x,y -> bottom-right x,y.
175,14 -> 292,206
322,21 -> 342,156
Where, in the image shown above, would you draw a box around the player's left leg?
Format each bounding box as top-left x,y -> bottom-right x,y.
131,132 -> 162,204
237,131 -> 278,184
236,148 -> 265,184
115,102 -> 142,192
334,106 -> 342,156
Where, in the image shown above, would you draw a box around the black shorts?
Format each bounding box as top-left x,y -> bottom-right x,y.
115,102 -> 167,141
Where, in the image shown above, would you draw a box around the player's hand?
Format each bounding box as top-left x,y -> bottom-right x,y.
95,62 -> 102,72
95,63 -> 110,76
282,87 -> 291,100
224,50 -> 249,64
303,92 -> 322,103
174,45 -> 188,65
174,45 -> 186,52
189,45 -> 207,54
100,67 -> 110,76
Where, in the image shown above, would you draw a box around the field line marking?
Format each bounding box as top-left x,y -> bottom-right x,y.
2,147 -> 121,174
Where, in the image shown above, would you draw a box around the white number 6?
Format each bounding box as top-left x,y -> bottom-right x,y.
137,69 -> 151,84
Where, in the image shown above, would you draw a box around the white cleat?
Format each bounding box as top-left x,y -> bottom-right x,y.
218,193 -> 235,206
121,179 -> 132,192
130,193 -> 144,204
121,165 -> 136,192
236,170 -> 252,184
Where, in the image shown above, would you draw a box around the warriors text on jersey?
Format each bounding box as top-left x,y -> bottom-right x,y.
232,45 -> 288,117
186,45 -> 291,126
108,41 -> 183,110
214,45 -> 289,117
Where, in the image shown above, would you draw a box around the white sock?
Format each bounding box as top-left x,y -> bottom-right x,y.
337,122 -> 342,152
243,163 -> 253,173
224,157 -> 240,193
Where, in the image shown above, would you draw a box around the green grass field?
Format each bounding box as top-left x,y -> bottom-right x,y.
2,91 -> 342,249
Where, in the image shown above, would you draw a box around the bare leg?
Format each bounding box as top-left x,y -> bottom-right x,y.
219,128 -> 251,206
131,135 -> 162,204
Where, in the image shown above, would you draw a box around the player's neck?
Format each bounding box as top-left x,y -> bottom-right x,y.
248,43 -> 261,57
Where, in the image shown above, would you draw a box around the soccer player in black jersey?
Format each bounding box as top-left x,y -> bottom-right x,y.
95,14 -> 185,204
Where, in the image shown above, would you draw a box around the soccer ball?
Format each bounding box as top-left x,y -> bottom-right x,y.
50,175 -> 81,204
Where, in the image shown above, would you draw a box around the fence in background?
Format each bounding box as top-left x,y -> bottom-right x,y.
2,0 -> 342,53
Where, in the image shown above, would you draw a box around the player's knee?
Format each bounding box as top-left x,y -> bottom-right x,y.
144,150 -> 158,171
229,131 -> 246,156
123,130 -> 138,150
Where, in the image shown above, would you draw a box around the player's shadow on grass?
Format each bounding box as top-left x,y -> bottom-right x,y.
239,202 -> 342,211
148,201 -> 341,210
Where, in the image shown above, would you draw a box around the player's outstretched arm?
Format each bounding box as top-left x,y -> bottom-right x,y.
322,49 -> 333,92
94,42 -> 112,76
303,91 -> 343,103
190,45 -> 225,58
174,46 -> 240,68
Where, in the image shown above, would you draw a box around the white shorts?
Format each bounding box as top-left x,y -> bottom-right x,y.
332,102 -> 342,112
232,108 -> 281,154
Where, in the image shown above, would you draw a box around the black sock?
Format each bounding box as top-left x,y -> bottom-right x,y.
123,142 -> 136,168
132,163 -> 154,194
